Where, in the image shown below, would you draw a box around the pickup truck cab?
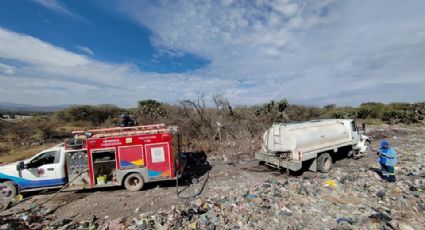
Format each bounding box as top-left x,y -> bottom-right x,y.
0,144 -> 67,201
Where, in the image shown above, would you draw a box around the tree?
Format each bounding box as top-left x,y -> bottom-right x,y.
137,100 -> 168,124
357,102 -> 386,119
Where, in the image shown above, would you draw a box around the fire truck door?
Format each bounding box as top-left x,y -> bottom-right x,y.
145,143 -> 171,178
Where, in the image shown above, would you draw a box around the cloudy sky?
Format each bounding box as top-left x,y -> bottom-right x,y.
0,0 -> 424,107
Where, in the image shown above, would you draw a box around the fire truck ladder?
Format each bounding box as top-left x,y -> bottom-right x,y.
72,124 -> 175,138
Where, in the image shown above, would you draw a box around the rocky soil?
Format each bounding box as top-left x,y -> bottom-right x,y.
0,125 -> 424,229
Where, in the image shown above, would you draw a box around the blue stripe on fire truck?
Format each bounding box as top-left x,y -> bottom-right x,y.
0,173 -> 67,189
147,170 -> 162,177
120,161 -> 133,167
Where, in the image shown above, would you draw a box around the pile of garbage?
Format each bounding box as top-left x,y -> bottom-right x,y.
122,127 -> 425,229
3,163 -> 423,229
0,206 -> 57,230
0,213 -> 114,230
125,168 -> 424,229
0,126 -> 424,229
3,160 -> 425,229
0,205 -> 104,230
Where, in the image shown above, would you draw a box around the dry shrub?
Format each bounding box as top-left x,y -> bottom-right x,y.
2,99 -> 424,160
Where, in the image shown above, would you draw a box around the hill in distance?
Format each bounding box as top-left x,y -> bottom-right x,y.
0,102 -> 73,113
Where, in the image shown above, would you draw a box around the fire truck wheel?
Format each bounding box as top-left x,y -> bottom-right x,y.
317,152 -> 332,173
124,173 -> 144,191
191,177 -> 199,184
1,181 -> 17,201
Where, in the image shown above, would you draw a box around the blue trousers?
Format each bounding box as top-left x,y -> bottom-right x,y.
380,164 -> 396,182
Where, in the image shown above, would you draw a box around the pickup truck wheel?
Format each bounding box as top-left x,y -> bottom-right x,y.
317,153 -> 332,173
123,173 -> 144,192
1,181 -> 17,201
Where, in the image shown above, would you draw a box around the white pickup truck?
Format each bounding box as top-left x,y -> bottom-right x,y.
255,119 -> 370,173
0,144 -> 68,202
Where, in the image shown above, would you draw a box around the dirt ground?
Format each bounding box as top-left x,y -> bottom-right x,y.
2,124 -> 425,229
3,157 -> 281,223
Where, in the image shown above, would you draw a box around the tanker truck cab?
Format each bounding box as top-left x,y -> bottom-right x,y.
255,119 -> 370,173
0,144 -> 67,201
349,120 -> 360,142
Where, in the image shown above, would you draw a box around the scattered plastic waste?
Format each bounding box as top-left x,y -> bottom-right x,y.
0,126 -> 424,229
324,180 -> 338,188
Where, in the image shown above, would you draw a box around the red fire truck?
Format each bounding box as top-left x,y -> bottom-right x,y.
65,124 -> 184,191
0,124 -> 184,199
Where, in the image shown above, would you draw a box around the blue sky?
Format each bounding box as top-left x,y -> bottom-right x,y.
0,0 -> 424,107
0,0 -> 208,73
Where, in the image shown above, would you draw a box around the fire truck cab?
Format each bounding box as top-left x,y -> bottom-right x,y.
0,124 -> 184,201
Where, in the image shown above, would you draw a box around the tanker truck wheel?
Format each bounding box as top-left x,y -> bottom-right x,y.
317,153 -> 332,173
124,173 -> 144,191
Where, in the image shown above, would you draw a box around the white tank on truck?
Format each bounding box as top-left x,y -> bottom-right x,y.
255,119 -> 370,173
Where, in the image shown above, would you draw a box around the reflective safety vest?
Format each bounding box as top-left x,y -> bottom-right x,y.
379,147 -> 397,167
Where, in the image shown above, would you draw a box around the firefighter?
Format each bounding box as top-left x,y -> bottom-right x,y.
378,140 -> 397,182
119,112 -> 134,127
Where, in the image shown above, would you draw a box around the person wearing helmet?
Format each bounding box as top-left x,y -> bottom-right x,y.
378,140 -> 397,182
119,112 -> 134,127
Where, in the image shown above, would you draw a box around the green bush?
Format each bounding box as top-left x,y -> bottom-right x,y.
357,102 -> 386,119
137,100 -> 169,124
55,104 -> 121,125
5,99 -> 423,157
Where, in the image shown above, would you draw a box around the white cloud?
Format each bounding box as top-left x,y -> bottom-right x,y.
271,0 -> 300,17
32,0 -> 85,21
119,0 -> 339,62
0,27 -> 236,107
0,62 -> 15,75
2,0 -> 425,107
33,0 -> 70,14
0,28 -> 89,67
113,0 -> 425,106
76,46 -> 94,56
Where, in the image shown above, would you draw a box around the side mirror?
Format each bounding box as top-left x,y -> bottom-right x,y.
16,161 -> 25,171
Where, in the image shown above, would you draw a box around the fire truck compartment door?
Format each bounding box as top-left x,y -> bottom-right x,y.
118,146 -> 144,168
145,143 -> 171,178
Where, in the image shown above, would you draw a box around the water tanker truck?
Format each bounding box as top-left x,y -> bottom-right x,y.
255,119 -> 370,173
